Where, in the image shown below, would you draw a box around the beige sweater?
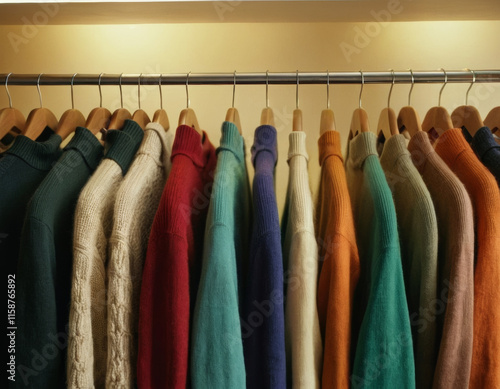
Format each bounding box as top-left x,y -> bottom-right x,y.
67,121 -> 143,389
106,123 -> 173,388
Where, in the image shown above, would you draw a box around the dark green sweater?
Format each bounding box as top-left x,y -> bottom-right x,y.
15,128 -> 103,388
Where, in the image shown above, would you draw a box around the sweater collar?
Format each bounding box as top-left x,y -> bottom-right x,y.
142,122 -> 175,170
104,119 -> 144,175
64,127 -> 104,171
318,130 -> 342,166
6,130 -> 62,170
217,121 -> 245,162
251,125 -> 278,167
434,128 -> 472,165
171,124 -> 213,168
379,134 -> 410,169
469,126 -> 500,159
288,131 -> 308,163
407,131 -> 436,172
346,131 -> 378,169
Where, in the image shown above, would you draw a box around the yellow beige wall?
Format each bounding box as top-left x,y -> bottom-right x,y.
1,20 -> 500,214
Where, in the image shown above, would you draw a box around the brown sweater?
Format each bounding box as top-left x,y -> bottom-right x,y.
408,131 -> 474,389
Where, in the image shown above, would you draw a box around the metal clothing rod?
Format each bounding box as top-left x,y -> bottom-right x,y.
2,70 -> 500,86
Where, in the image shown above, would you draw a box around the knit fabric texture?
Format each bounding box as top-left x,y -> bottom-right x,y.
408,131 -> 474,389
15,128 -> 103,389
462,126 -> 500,187
106,122 -> 174,388
137,125 -> 217,389
67,120 -> 143,389
345,131 -> 415,389
243,125 -> 286,389
190,121 -> 250,388
315,130 -> 360,389
379,134 -> 439,389
435,128 -> 500,389
0,129 -> 61,277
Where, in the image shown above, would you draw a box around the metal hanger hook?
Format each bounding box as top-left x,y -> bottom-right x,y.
438,68 -> 447,107
296,70 -> 299,109
326,70 -> 330,109
5,72 -> 13,108
98,73 -> 104,108
36,73 -> 43,108
388,69 -> 395,108
138,73 -> 142,110
119,73 -> 124,109
359,70 -> 364,109
266,70 -> 269,108
71,73 -> 77,110
465,68 -> 475,105
408,69 -> 415,106
232,70 -> 236,109
158,73 -> 163,110
186,71 -> 191,109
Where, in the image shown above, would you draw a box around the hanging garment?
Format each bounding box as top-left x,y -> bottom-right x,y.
137,125 -> 216,389
434,128 -> 500,389
345,131 -> 415,389
106,122 -> 174,388
407,131 -> 474,389
281,131 -> 322,389
243,125 -> 286,389
15,127 -> 103,389
0,128 -> 61,276
462,126 -> 500,187
315,130 -> 359,389
379,134 -> 439,389
67,120 -> 143,389
190,121 -> 250,388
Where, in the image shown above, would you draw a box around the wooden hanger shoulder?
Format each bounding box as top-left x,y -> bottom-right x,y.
293,108 -> 303,132
422,106 -> 453,140
0,107 -> 25,139
86,107 -> 111,135
57,108 -> 86,141
225,107 -> 242,135
23,108 -> 59,140
319,109 -> 335,135
178,107 -> 203,136
397,106 -> 422,138
451,105 -> 484,137
377,107 -> 398,141
485,106 -> 500,135
153,108 -> 170,131
260,107 -> 275,127
108,108 -> 132,130
132,109 -> 151,130
349,108 -> 370,139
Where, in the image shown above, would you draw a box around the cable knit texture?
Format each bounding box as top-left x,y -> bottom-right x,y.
106,122 -> 174,389
67,120 -> 143,389
137,125 -> 216,389
315,130 -> 359,389
345,131 -> 415,389
281,131 -> 322,388
435,128 -> 500,389
190,122 -> 250,388
15,128 -> 103,389
243,125 -> 286,389
379,134 -> 439,389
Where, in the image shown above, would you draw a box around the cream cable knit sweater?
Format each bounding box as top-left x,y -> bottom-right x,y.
106,123 -> 173,389
67,122 -> 143,389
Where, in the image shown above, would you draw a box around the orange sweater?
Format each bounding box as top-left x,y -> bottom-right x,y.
316,131 -> 360,388
435,128 -> 500,389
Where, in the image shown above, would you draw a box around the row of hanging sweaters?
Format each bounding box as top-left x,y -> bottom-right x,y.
1,100 -> 500,389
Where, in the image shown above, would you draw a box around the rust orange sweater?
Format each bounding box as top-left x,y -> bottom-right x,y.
316,131 -> 360,388
435,128 -> 500,389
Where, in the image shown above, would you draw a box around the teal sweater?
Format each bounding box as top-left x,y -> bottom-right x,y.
345,132 -> 415,389
15,128 -> 103,388
190,122 -> 250,388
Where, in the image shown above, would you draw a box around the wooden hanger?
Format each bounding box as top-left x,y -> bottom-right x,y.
293,71 -> 303,132
85,73 -> 111,135
485,106 -> 500,135
319,71 -> 336,135
225,71 -> 242,134
57,74 -> 86,141
260,71 -> 275,126
131,74 -> 151,130
397,70 -> 422,138
152,74 -> 170,131
178,72 -> 203,136
451,70 -> 484,137
422,69 -> 453,142
349,71 -> 370,139
0,73 -> 25,140
107,73 -> 132,130
22,74 -> 59,140
377,71 -> 399,143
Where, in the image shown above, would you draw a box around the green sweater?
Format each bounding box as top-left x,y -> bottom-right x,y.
15,128 -> 103,389
345,132 -> 415,389
190,122 -> 250,388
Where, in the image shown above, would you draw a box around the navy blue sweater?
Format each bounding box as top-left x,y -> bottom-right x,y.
243,125 -> 286,389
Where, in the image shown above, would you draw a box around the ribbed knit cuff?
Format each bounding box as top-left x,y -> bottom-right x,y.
65,127 -> 104,170
287,131 -> 308,163
435,128 -> 471,166
104,119 -> 144,175
218,121 -> 245,161
171,124 -> 209,168
251,125 -> 278,167
318,130 -> 342,166
6,132 -> 62,171
471,126 -> 500,160
380,134 -> 410,169
346,131 -> 378,169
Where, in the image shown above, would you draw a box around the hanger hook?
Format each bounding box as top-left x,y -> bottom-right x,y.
5,72 -> 13,108
36,73 -> 43,108
71,73 -> 77,110
326,70 -> 330,109
388,69 -> 395,108
138,73 -> 142,110
296,70 -> 300,109
119,73 -> 124,109
266,70 -> 269,108
408,69 -> 414,106
359,70 -> 364,109
438,68 -> 447,107
232,70 -> 236,108
465,68 -> 475,105
98,72 -> 104,108
186,71 -> 191,109
158,73 -> 163,110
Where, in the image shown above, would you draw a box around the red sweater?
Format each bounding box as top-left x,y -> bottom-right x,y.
137,125 -> 217,388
